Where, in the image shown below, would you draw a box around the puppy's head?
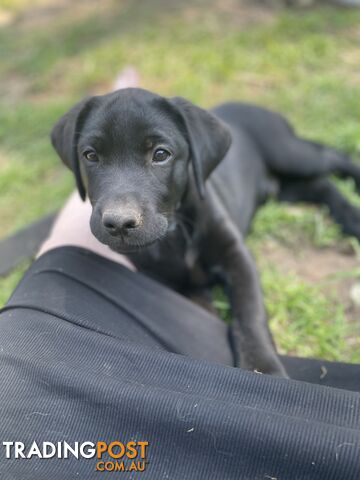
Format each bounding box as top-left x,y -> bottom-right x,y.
51,88 -> 231,253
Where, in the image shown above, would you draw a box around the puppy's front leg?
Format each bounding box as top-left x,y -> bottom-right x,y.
214,224 -> 287,377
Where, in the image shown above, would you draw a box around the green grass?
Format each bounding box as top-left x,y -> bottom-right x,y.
0,0 -> 359,361
263,268 -> 349,361
0,261 -> 30,306
215,266 -> 352,361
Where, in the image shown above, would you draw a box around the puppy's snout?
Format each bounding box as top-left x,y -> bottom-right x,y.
102,210 -> 142,236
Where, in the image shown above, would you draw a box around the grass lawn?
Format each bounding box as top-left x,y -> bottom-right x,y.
0,0 -> 359,361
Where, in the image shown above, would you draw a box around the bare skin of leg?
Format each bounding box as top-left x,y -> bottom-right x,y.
37,191 -> 136,270
37,67 -> 138,270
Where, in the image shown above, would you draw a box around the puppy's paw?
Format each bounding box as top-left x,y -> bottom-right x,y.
255,364 -> 289,379
236,354 -> 288,378
355,178 -> 360,196
341,205 -> 360,241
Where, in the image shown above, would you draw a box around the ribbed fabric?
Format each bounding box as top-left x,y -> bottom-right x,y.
0,247 -> 359,479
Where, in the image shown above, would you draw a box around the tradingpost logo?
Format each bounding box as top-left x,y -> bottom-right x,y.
2,440 -> 149,473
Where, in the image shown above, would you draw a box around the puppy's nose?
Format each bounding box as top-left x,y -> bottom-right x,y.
102,210 -> 141,236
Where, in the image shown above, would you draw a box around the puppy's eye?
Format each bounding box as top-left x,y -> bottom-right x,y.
83,150 -> 98,162
152,148 -> 171,164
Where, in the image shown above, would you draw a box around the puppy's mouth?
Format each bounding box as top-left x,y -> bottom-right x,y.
103,236 -> 163,254
90,211 -> 170,254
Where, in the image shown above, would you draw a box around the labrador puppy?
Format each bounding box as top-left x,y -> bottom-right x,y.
51,88 -> 360,376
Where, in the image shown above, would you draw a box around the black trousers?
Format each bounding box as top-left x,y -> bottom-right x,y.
0,247 -> 359,479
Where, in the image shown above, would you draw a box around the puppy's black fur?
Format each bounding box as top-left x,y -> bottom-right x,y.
52,88 -> 360,376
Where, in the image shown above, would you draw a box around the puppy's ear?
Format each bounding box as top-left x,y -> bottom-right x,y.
51,97 -> 95,201
169,97 -> 232,198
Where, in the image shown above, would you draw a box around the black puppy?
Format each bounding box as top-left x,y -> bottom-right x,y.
51,88 -> 360,376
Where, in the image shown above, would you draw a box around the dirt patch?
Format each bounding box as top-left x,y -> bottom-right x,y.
260,239 -> 360,321
182,0 -> 279,29
0,8 -> 14,26
11,0 -> 116,30
0,150 -> 11,168
6,0 -> 278,33
0,73 -> 30,103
